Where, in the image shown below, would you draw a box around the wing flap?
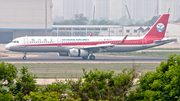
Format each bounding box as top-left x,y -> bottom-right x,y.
74,43 -> 114,49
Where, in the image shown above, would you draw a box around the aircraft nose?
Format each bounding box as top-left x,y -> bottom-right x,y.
5,44 -> 10,50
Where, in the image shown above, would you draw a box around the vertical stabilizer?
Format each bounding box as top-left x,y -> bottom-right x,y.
144,14 -> 169,39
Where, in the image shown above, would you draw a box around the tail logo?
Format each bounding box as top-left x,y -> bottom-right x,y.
156,23 -> 165,32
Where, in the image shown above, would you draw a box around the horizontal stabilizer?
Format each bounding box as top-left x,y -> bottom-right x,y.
154,38 -> 177,44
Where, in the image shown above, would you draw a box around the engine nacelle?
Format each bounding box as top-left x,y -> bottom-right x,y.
69,49 -> 88,57
58,52 -> 68,56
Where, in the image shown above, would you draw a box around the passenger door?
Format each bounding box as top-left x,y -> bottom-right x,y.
24,38 -> 28,47
142,38 -> 147,47
57,38 -> 62,47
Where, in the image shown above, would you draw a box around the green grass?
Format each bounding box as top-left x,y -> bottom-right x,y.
148,48 -> 180,50
14,63 -> 160,78
0,55 -> 8,57
98,51 -> 180,58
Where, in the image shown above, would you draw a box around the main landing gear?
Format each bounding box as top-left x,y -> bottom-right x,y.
23,52 -> 27,60
82,56 -> 88,60
82,54 -> 95,60
89,55 -> 95,60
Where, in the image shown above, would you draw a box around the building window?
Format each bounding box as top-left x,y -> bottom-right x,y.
126,30 -> 130,33
134,30 -> 137,33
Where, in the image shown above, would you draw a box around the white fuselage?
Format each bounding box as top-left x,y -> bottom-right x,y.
5,36 -> 169,53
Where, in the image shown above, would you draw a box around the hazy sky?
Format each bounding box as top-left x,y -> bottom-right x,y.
52,0 -> 180,21
52,0 -> 63,18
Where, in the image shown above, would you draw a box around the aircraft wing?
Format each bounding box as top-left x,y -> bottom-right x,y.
73,43 -> 114,52
73,35 -> 128,52
78,43 -> 114,49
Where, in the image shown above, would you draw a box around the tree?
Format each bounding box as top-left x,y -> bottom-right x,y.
24,80 -> 81,101
0,61 -> 17,101
0,61 -> 17,86
68,68 -> 135,101
53,20 -> 74,25
173,19 -> 180,23
128,54 -> 180,101
10,67 -> 38,96
90,20 -> 98,25
97,20 -> 110,25
0,62 -> 38,100
144,16 -> 160,26
73,13 -> 88,25
53,13 -> 88,25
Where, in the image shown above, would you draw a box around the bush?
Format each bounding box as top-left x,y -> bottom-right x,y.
0,61 -> 38,100
0,61 -> 17,86
67,68 -> 135,101
11,66 -> 38,95
128,54 -> 180,101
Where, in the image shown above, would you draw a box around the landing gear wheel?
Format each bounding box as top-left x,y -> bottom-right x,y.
82,56 -> 88,60
23,56 -> 27,60
89,55 -> 95,60
23,52 -> 27,60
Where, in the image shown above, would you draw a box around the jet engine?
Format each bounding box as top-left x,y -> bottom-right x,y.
68,49 -> 89,57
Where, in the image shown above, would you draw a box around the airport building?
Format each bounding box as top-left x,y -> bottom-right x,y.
52,25 -> 123,36
0,0 -> 52,43
52,24 -> 180,42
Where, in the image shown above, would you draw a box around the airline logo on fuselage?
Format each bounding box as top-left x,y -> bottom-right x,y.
156,23 -> 165,32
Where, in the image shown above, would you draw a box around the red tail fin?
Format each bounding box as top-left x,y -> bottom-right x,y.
144,14 -> 169,39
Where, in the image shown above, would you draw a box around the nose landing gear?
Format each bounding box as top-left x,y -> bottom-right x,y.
23,52 -> 27,60
23,56 -> 27,60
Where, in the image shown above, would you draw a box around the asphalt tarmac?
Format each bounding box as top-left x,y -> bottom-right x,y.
0,52 -> 167,63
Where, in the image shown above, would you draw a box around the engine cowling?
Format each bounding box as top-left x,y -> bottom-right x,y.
68,49 -> 89,57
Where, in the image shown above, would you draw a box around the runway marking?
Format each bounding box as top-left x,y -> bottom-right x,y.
35,78 -> 139,85
7,62 -> 161,64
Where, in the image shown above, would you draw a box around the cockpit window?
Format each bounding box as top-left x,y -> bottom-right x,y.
11,41 -> 19,43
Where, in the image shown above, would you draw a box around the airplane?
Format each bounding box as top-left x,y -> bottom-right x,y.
5,14 -> 177,60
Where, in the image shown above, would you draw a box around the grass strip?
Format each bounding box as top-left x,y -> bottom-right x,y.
14,63 -> 160,78
148,48 -> 180,50
98,51 -> 180,58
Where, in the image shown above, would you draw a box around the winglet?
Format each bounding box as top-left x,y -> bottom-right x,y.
89,33 -> 93,37
119,35 -> 128,44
